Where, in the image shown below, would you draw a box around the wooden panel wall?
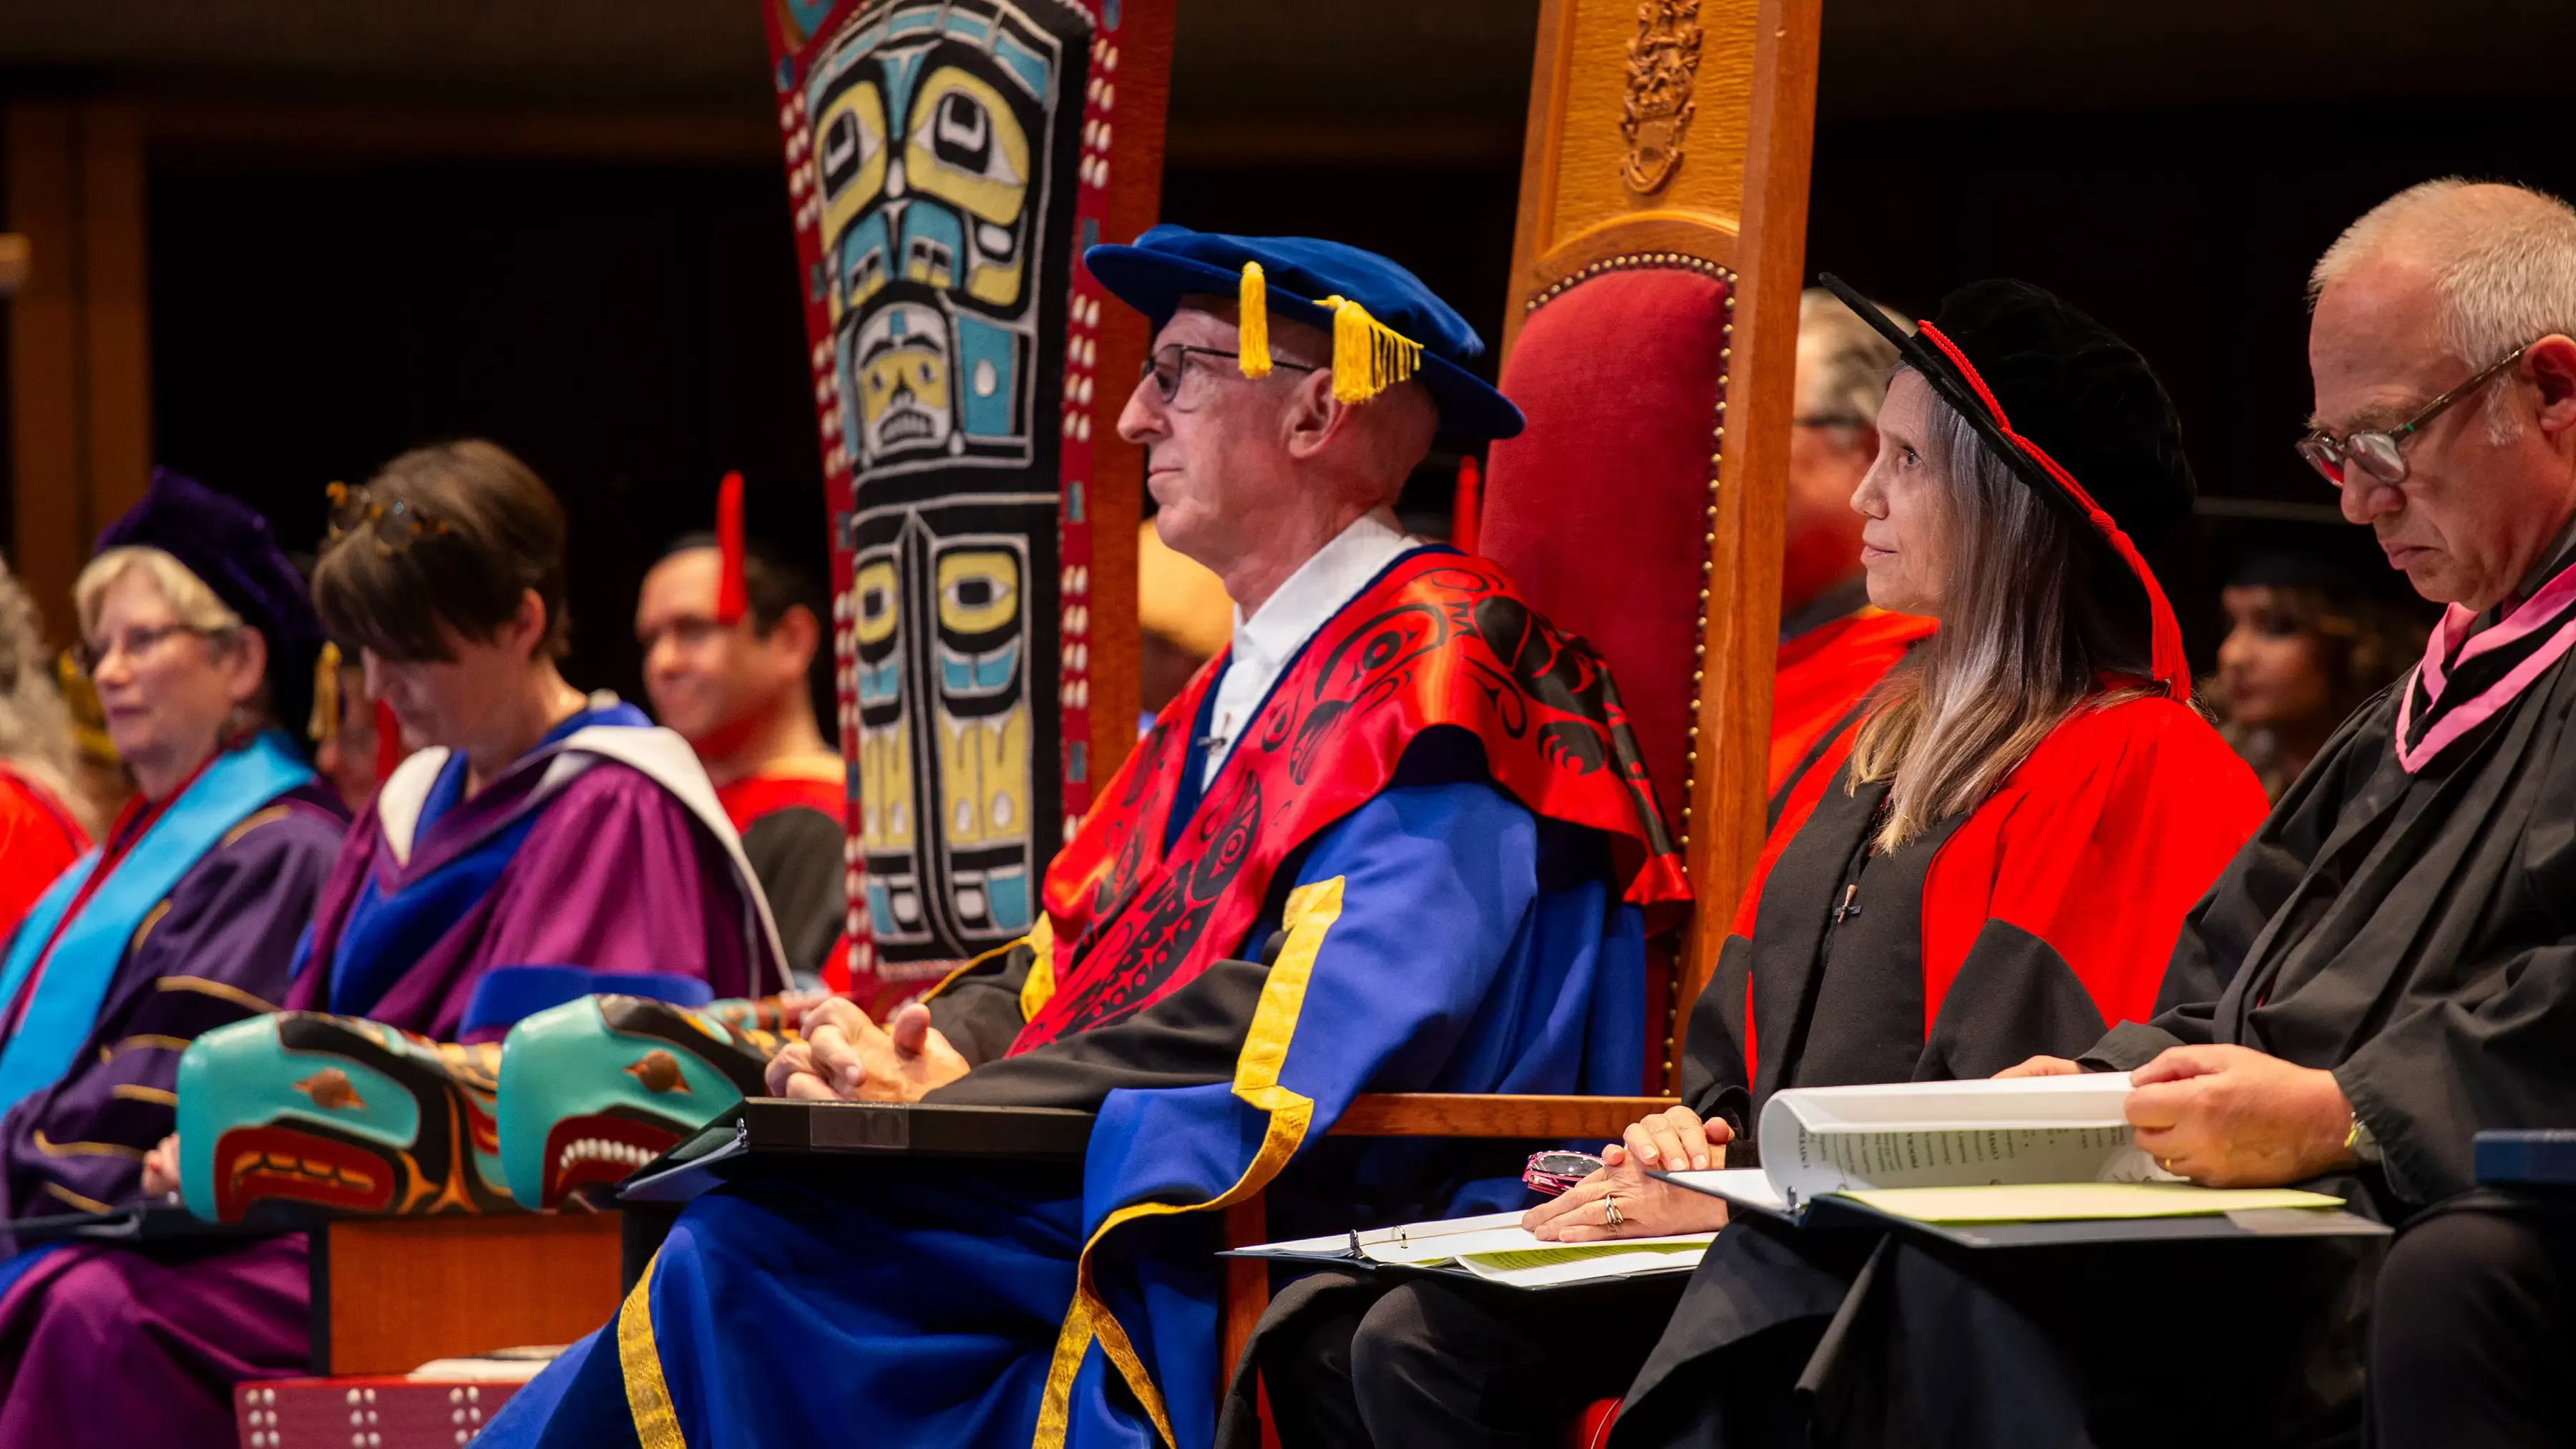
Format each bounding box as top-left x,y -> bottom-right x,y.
5,98 -> 152,646
1501,0 -> 1821,1064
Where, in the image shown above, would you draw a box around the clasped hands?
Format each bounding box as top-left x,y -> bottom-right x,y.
1518,1042 -> 2359,1244
766,997 -> 972,1103
1523,1104 -> 1735,1243
1999,1043 -> 2359,1186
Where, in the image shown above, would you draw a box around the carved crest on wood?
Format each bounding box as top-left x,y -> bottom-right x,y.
1619,0 -> 1702,195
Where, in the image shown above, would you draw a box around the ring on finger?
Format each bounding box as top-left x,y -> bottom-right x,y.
1604,1194 -> 1624,1229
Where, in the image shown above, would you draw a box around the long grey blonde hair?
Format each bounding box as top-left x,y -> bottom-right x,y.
0,555 -> 91,834
1845,368 -> 2160,851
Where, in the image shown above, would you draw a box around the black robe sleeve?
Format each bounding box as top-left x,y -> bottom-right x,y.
922,943 -> 1043,1065
2330,716 -> 2576,1203
1680,936 -> 1752,1144
922,958 -> 1267,1113
739,805 -> 847,985
2082,692 -> 2400,1073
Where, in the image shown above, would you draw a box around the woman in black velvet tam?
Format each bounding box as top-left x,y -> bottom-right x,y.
1236,278 -> 2271,1449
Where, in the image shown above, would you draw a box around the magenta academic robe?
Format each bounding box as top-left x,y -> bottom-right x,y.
283,705 -> 786,1039
0,702 -> 784,1448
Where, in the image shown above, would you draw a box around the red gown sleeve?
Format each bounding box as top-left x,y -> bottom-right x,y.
0,773 -> 88,942
1767,610 -> 1936,794
1919,696 -> 2270,1037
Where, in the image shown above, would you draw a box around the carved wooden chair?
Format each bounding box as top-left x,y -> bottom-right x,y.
1216,0 -> 1823,1392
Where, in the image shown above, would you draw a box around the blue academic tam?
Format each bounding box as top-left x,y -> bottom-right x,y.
1085,224 -> 1526,443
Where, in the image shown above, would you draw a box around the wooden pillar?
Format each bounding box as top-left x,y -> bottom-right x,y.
1500,0 -> 1822,1063
5,97 -> 152,646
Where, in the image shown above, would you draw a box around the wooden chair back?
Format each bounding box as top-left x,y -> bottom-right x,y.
1221,0 -> 1825,1383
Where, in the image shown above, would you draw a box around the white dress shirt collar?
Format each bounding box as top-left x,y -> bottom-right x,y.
1200,509 -> 1419,787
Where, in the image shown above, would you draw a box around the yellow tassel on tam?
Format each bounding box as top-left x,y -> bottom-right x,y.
308,641 -> 342,746
1313,296 -> 1423,404
1236,263 -> 1272,378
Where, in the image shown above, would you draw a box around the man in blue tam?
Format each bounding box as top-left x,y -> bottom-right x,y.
0,469 -> 350,1447
482,228 -> 1683,1449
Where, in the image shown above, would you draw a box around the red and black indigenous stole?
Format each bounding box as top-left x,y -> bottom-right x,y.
2397,555 -> 2576,773
1012,549 -> 1689,1053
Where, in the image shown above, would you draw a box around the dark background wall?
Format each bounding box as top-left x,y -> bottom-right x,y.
147,158 -> 823,698
13,0 -> 2567,690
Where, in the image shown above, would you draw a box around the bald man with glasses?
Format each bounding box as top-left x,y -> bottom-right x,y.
1971,179 -> 2576,1448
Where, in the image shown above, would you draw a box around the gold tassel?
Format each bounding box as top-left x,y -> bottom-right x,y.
1313,296 -> 1423,403
1236,263 -> 1272,378
309,641 -> 341,746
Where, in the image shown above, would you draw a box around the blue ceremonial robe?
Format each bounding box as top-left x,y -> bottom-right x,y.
484,756 -> 1646,1449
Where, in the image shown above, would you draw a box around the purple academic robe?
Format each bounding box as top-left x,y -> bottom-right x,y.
0,720 -> 779,1447
283,746 -> 774,1039
0,780 -> 345,1449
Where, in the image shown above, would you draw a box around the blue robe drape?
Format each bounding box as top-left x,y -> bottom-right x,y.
486,774 -> 1645,1449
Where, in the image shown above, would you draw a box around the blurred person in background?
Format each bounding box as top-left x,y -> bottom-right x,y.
635,502 -> 845,990
1136,515 -> 1232,723
308,642 -> 399,811
2212,548 -> 2426,798
52,649 -> 131,829
0,471 -> 348,1447
278,439 -> 790,1041
63,440 -> 791,1449
1765,288 -> 1938,800
0,555 -> 96,930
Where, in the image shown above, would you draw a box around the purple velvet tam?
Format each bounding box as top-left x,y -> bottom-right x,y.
94,467 -> 325,756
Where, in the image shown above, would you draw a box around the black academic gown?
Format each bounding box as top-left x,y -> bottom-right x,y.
1240,698 -> 2265,1449
1621,629 -> 2576,1448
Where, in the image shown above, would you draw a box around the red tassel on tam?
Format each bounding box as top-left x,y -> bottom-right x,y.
373,699 -> 404,783
716,471 -> 748,626
1451,454 -> 1482,554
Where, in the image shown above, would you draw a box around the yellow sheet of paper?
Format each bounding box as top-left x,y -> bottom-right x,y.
1458,1237 -> 1716,1273
1838,1182 -> 2346,1224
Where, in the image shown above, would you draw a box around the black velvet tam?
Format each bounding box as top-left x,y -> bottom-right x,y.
1822,273 -> 2200,692
1820,274 -> 2195,550
94,467 -> 326,756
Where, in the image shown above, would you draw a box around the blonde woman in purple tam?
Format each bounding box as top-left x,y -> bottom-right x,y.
0,468 -> 348,1448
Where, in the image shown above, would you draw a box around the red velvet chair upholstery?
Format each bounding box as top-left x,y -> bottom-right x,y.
1221,260 -> 1748,1435
1482,261 -> 1735,839
1475,258 -> 1737,1449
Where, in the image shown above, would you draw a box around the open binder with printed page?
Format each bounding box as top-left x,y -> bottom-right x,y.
1224,1210 -> 1718,1289
1654,1075 -> 2392,1248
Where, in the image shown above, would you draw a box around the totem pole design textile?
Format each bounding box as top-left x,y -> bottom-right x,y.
766,0 -> 1136,977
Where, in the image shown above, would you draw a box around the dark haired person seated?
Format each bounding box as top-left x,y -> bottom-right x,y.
1242,276 -> 2269,1449
1619,178 -> 2576,1449
288,439 -> 789,1038
637,514 -> 846,988
2211,542 -> 2426,800
77,441 -> 789,1445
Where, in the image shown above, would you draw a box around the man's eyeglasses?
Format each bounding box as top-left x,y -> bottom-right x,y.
2296,343 -> 2530,489
326,480 -> 453,555
1138,343 -> 1319,404
74,622 -> 217,675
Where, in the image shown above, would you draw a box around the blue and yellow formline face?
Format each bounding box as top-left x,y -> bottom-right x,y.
175,1014 -> 511,1222
804,0 -> 1083,968
495,995 -> 791,1211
